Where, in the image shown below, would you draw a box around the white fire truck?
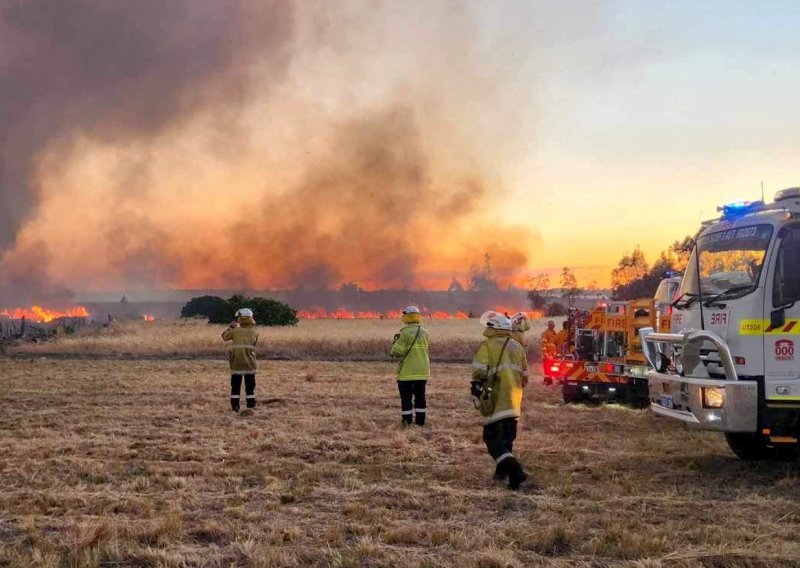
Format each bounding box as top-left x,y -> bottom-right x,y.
642,188 -> 800,460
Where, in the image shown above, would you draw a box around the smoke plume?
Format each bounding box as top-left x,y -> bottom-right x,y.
0,0 -> 539,306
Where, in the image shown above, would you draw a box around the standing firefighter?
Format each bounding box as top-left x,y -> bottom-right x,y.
222,308 -> 259,412
540,319 -> 557,357
511,312 -> 531,349
471,312 -> 530,490
390,306 -> 430,426
555,320 -> 571,355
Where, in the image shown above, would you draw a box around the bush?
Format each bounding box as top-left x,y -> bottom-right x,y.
181,295 -> 298,326
180,296 -> 229,319
547,301 -> 567,317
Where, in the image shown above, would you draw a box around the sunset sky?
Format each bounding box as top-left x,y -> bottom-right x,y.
486,0 -> 800,284
2,1 -> 800,301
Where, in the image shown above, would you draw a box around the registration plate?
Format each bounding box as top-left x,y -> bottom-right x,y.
586,364 -> 598,372
657,395 -> 674,409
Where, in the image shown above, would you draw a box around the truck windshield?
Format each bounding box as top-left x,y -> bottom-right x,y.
679,224 -> 773,301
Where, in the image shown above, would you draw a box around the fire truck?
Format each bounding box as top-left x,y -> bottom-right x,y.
546,275 -> 681,405
642,188 -> 800,461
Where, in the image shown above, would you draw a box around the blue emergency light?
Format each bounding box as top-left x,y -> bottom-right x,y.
717,200 -> 764,219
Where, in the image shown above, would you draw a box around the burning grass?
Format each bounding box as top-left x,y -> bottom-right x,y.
5,318 -> 552,361
1,358 -> 800,566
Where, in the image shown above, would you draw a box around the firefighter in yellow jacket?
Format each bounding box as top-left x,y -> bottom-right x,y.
554,320 -> 571,355
390,306 -> 430,426
221,308 -> 259,412
471,312 -> 530,490
511,312 -> 531,349
540,319 -> 557,357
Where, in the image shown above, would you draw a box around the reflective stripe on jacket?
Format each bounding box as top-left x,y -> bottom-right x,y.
222,318 -> 259,373
472,328 -> 529,424
391,323 -> 430,380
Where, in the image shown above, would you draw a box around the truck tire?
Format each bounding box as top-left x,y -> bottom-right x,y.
724,433 -> 774,461
562,385 -> 580,404
772,444 -> 800,462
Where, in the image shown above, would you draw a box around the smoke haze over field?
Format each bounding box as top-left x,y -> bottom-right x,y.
0,0 -> 542,306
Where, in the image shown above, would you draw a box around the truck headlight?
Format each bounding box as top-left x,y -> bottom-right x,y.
702,387 -> 725,409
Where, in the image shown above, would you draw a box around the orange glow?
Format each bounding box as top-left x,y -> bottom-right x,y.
0,306 -> 89,323
296,307 -> 542,320
143,314 -> 156,322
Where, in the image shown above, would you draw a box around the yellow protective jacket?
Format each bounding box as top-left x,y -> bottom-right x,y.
222,317 -> 259,374
511,320 -> 530,349
472,328 -> 529,424
541,328 -> 557,357
390,315 -> 430,380
554,329 -> 569,353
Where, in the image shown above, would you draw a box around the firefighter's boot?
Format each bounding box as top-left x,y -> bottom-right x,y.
507,458 -> 528,491
493,461 -> 509,482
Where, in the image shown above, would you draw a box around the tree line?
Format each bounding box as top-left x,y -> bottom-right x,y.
525,236 -> 694,311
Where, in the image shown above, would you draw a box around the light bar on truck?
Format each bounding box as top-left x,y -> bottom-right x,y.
716,200 -> 764,219
775,187 -> 800,202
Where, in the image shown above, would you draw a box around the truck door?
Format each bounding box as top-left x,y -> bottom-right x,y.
764,224 -> 800,400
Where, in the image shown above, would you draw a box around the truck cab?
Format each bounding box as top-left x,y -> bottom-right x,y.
642,188 -> 800,460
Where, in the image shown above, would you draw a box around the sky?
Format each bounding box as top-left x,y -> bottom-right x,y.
493,0 -> 800,284
2,0 -> 800,303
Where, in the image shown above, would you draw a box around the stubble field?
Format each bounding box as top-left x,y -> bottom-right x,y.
2,320 -> 800,567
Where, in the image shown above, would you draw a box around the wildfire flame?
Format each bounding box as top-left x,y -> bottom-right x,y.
0,306 -> 90,323
296,307 -> 542,320
143,314 -> 156,322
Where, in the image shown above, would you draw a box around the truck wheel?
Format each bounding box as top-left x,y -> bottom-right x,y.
772,444 -> 800,462
724,433 -> 773,461
562,385 -> 580,404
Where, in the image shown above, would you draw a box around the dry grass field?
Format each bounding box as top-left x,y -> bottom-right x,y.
4,319 -> 552,362
3,351 -> 800,567
3,320 -> 800,567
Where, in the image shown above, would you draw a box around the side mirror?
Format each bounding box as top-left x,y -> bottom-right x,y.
771,308 -> 786,330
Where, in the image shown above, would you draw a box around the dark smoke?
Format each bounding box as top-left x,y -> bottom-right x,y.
0,0 -> 294,305
0,1 -> 541,303
232,105 -> 512,290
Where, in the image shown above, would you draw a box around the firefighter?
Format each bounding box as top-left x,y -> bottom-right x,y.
555,320 -> 570,355
541,319 -> 557,357
222,308 -> 259,412
471,312 -> 530,490
390,306 -> 431,426
511,312 -> 531,349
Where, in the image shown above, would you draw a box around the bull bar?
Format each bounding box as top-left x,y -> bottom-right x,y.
639,327 -> 758,432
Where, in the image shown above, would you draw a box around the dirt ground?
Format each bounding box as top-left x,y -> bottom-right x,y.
2,358 -> 800,567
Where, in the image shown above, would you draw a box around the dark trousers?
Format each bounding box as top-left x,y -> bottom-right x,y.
483,417 -> 526,488
231,374 -> 256,411
397,380 -> 427,425
483,417 -> 518,462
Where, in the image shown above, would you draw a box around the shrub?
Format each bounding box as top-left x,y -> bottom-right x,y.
180,296 -> 229,319
226,296 -> 298,327
547,301 -> 567,317
181,295 -> 298,326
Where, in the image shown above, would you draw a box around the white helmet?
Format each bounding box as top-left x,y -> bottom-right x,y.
511,312 -> 528,325
479,311 -> 512,331
236,308 -> 254,318
402,306 -> 421,314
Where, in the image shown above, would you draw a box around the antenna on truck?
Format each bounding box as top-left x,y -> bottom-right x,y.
695,239 -> 705,330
